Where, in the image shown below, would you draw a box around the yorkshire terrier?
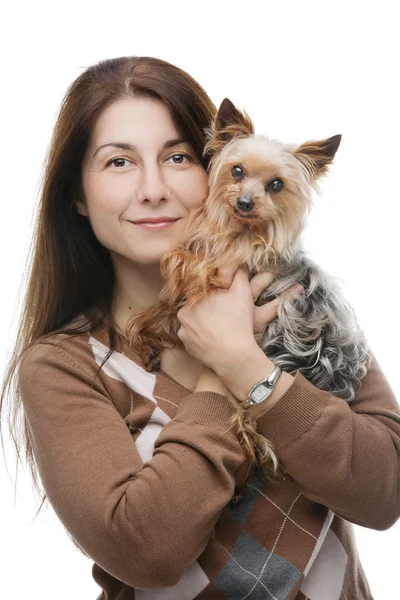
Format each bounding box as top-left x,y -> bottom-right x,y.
125,98 -> 371,485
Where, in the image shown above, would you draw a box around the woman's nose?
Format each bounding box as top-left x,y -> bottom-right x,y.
137,164 -> 169,204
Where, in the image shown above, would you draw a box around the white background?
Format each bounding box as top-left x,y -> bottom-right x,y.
1,1 -> 399,598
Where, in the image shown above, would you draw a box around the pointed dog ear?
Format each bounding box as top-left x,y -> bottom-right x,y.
203,98 -> 255,158
293,134 -> 342,180
215,98 -> 255,140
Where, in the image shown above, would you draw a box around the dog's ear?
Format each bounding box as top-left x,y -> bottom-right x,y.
203,98 -> 255,158
293,134 -> 342,180
215,98 -> 254,140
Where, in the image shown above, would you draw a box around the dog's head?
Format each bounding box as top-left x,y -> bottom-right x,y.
203,98 -> 341,253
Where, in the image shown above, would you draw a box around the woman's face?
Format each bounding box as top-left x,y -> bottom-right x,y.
78,96 -> 209,265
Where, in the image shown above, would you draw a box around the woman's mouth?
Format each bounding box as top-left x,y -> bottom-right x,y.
132,219 -> 181,231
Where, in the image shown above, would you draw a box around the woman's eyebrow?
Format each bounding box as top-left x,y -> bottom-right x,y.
92,138 -> 188,159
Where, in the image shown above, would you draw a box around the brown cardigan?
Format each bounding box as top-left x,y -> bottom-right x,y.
18,319 -> 400,599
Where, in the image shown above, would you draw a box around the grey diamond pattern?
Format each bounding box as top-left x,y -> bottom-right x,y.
213,530 -> 301,600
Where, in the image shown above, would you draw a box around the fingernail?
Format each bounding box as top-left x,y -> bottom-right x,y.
292,285 -> 304,297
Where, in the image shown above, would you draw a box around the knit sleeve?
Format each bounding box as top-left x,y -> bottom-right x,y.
18,340 -> 246,589
249,352 -> 400,530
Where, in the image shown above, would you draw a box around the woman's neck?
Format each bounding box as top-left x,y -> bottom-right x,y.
111,256 -> 164,333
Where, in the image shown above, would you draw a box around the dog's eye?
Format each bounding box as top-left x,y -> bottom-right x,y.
267,178 -> 283,192
232,165 -> 244,180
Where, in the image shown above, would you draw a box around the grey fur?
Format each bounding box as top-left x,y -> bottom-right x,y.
252,246 -> 372,402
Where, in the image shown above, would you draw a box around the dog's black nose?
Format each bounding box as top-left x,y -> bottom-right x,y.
236,196 -> 254,212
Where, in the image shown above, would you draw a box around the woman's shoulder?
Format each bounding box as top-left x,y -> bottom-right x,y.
18,314 -> 126,381
17,315 -> 142,419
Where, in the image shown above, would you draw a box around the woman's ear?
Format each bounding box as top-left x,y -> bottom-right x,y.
74,199 -> 88,217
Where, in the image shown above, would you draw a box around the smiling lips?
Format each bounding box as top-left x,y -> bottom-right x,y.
131,217 -> 181,231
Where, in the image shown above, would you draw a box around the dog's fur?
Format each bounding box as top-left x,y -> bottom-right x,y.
126,98 -> 371,486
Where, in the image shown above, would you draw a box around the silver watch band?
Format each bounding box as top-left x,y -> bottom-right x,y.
247,365 -> 282,405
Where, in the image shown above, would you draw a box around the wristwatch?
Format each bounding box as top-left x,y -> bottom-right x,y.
247,365 -> 282,405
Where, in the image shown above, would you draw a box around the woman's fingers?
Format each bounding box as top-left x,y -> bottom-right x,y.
217,266 -> 276,293
249,271 -> 276,300
254,283 -> 304,333
215,263 -> 240,288
214,266 -> 304,333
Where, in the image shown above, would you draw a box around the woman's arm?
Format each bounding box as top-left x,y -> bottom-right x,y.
213,342 -> 296,413
177,266 -> 400,530
194,364 -> 229,396
218,345 -> 400,531
18,337 -> 248,589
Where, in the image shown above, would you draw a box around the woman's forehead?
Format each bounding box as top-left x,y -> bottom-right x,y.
90,96 -> 179,146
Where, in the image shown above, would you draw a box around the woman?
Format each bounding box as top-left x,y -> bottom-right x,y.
1,56 -> 399,599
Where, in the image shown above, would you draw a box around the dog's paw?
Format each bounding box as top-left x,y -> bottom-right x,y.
142,343 -> 161,372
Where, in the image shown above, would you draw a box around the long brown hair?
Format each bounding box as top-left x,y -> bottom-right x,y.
0,56 -> 217,554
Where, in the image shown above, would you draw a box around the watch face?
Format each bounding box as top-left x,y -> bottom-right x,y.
252,384 -> 269,402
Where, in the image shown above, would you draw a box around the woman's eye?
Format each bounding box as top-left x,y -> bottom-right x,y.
167,153 -> 191,164
267,178 -> 283,192
107,158 -> 132,168
107,153 -> 191,168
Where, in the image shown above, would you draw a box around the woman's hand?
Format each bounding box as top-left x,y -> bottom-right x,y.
214,264 -> 303,333
176,264 -> 303,374
176,267 -> 255,373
